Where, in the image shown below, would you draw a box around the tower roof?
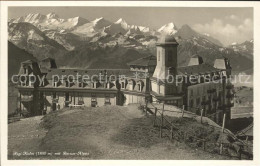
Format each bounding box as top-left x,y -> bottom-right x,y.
188,54 -> 204,66
156,35 -> 178,45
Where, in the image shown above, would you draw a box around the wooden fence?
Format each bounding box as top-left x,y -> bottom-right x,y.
142,103 -> 252,160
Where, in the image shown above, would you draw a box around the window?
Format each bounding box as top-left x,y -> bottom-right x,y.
53,81 -> 58,87
52,92 -> 57,99
65,81 -> 69,87
78,93 -> 84,105
91,93 -> 96,101
190,99 -> 194,108
138,84 -> 142,92
65,93 -> 70,101
168,50 -> 173,61
190,89 -> 193,97
91,93 -> 97,107
121,82 -> 125,89
23,67 -> 27,74
105,94 -> 110,104
78,94 -> 83,101
196,97 -> 201,107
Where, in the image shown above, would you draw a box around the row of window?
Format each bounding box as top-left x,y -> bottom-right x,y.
120,81 -> 143,92
189,84 -> 222,96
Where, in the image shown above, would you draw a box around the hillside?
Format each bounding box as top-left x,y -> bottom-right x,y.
8,41 -> 36,79
9,105 -> 234,159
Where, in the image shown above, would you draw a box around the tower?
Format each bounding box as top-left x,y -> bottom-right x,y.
152,35 -> 179,80
151,35 -> 182,102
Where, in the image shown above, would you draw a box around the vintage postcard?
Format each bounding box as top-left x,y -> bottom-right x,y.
0,1 -> 259,166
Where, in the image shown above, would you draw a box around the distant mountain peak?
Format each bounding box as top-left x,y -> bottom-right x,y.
93,17 -> 104,23
46,12 -> 59,19
157,22 -> 177,35
115,18 -> 126,24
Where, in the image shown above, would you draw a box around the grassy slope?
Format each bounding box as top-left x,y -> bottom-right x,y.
34,105 -> 233,160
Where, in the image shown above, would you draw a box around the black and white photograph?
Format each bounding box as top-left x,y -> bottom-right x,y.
0,1 -> 259,164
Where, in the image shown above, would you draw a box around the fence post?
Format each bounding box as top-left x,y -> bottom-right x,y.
203,140 -> 206,151
182,105 -> 184,118
160,124 -> 162,138
222,113 -> 226,133
171,124 -> 174,139
153,107 -> 157,127
145,99 -> 148,116
200,109 -> 204,124
219,143 -> 223,155
160,112 -> 163,138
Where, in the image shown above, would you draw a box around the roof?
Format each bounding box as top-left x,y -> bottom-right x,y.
41,57 -> 55,61
231,106 -> 253,119
178,64 -> 220,75
237,123 -> 253,137
156,35 -> 179,45
188,54 -> 204,66
44,68 -> 139,80
127,55 -> 156,67
21,59 -> 37,64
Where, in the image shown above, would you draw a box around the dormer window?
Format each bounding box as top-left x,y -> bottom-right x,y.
65,81 -> 69,87
138,84 -> 141,91
128,79 -> 135,90
121,82 -> 125,89
24,67 -> 27,74
105,82 -> 110,89
53,77 -> 59,87
54,81 -> 58,87
136,80 -> 144,92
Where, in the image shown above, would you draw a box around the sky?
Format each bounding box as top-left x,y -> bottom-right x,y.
8,7 -> 253,46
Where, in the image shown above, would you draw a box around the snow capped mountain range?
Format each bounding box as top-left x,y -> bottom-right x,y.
11,12 -> 89,31
9,13 -> 180,37
8,12 -> 253,74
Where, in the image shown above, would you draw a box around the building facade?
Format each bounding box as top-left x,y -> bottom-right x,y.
16,35 -> 234,123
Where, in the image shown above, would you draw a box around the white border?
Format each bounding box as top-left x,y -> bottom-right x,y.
1,1 -> 259,166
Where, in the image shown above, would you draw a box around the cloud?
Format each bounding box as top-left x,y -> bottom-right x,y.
225,14 -> 240,21
193,17 -> 253,46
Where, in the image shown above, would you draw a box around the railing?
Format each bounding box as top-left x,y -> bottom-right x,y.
19,95 -> 33,102
142,102 -> 252,160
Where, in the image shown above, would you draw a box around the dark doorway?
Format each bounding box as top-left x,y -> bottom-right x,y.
52,103 -> 56,111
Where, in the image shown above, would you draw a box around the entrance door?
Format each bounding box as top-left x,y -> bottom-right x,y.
52,103 -> 56,111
